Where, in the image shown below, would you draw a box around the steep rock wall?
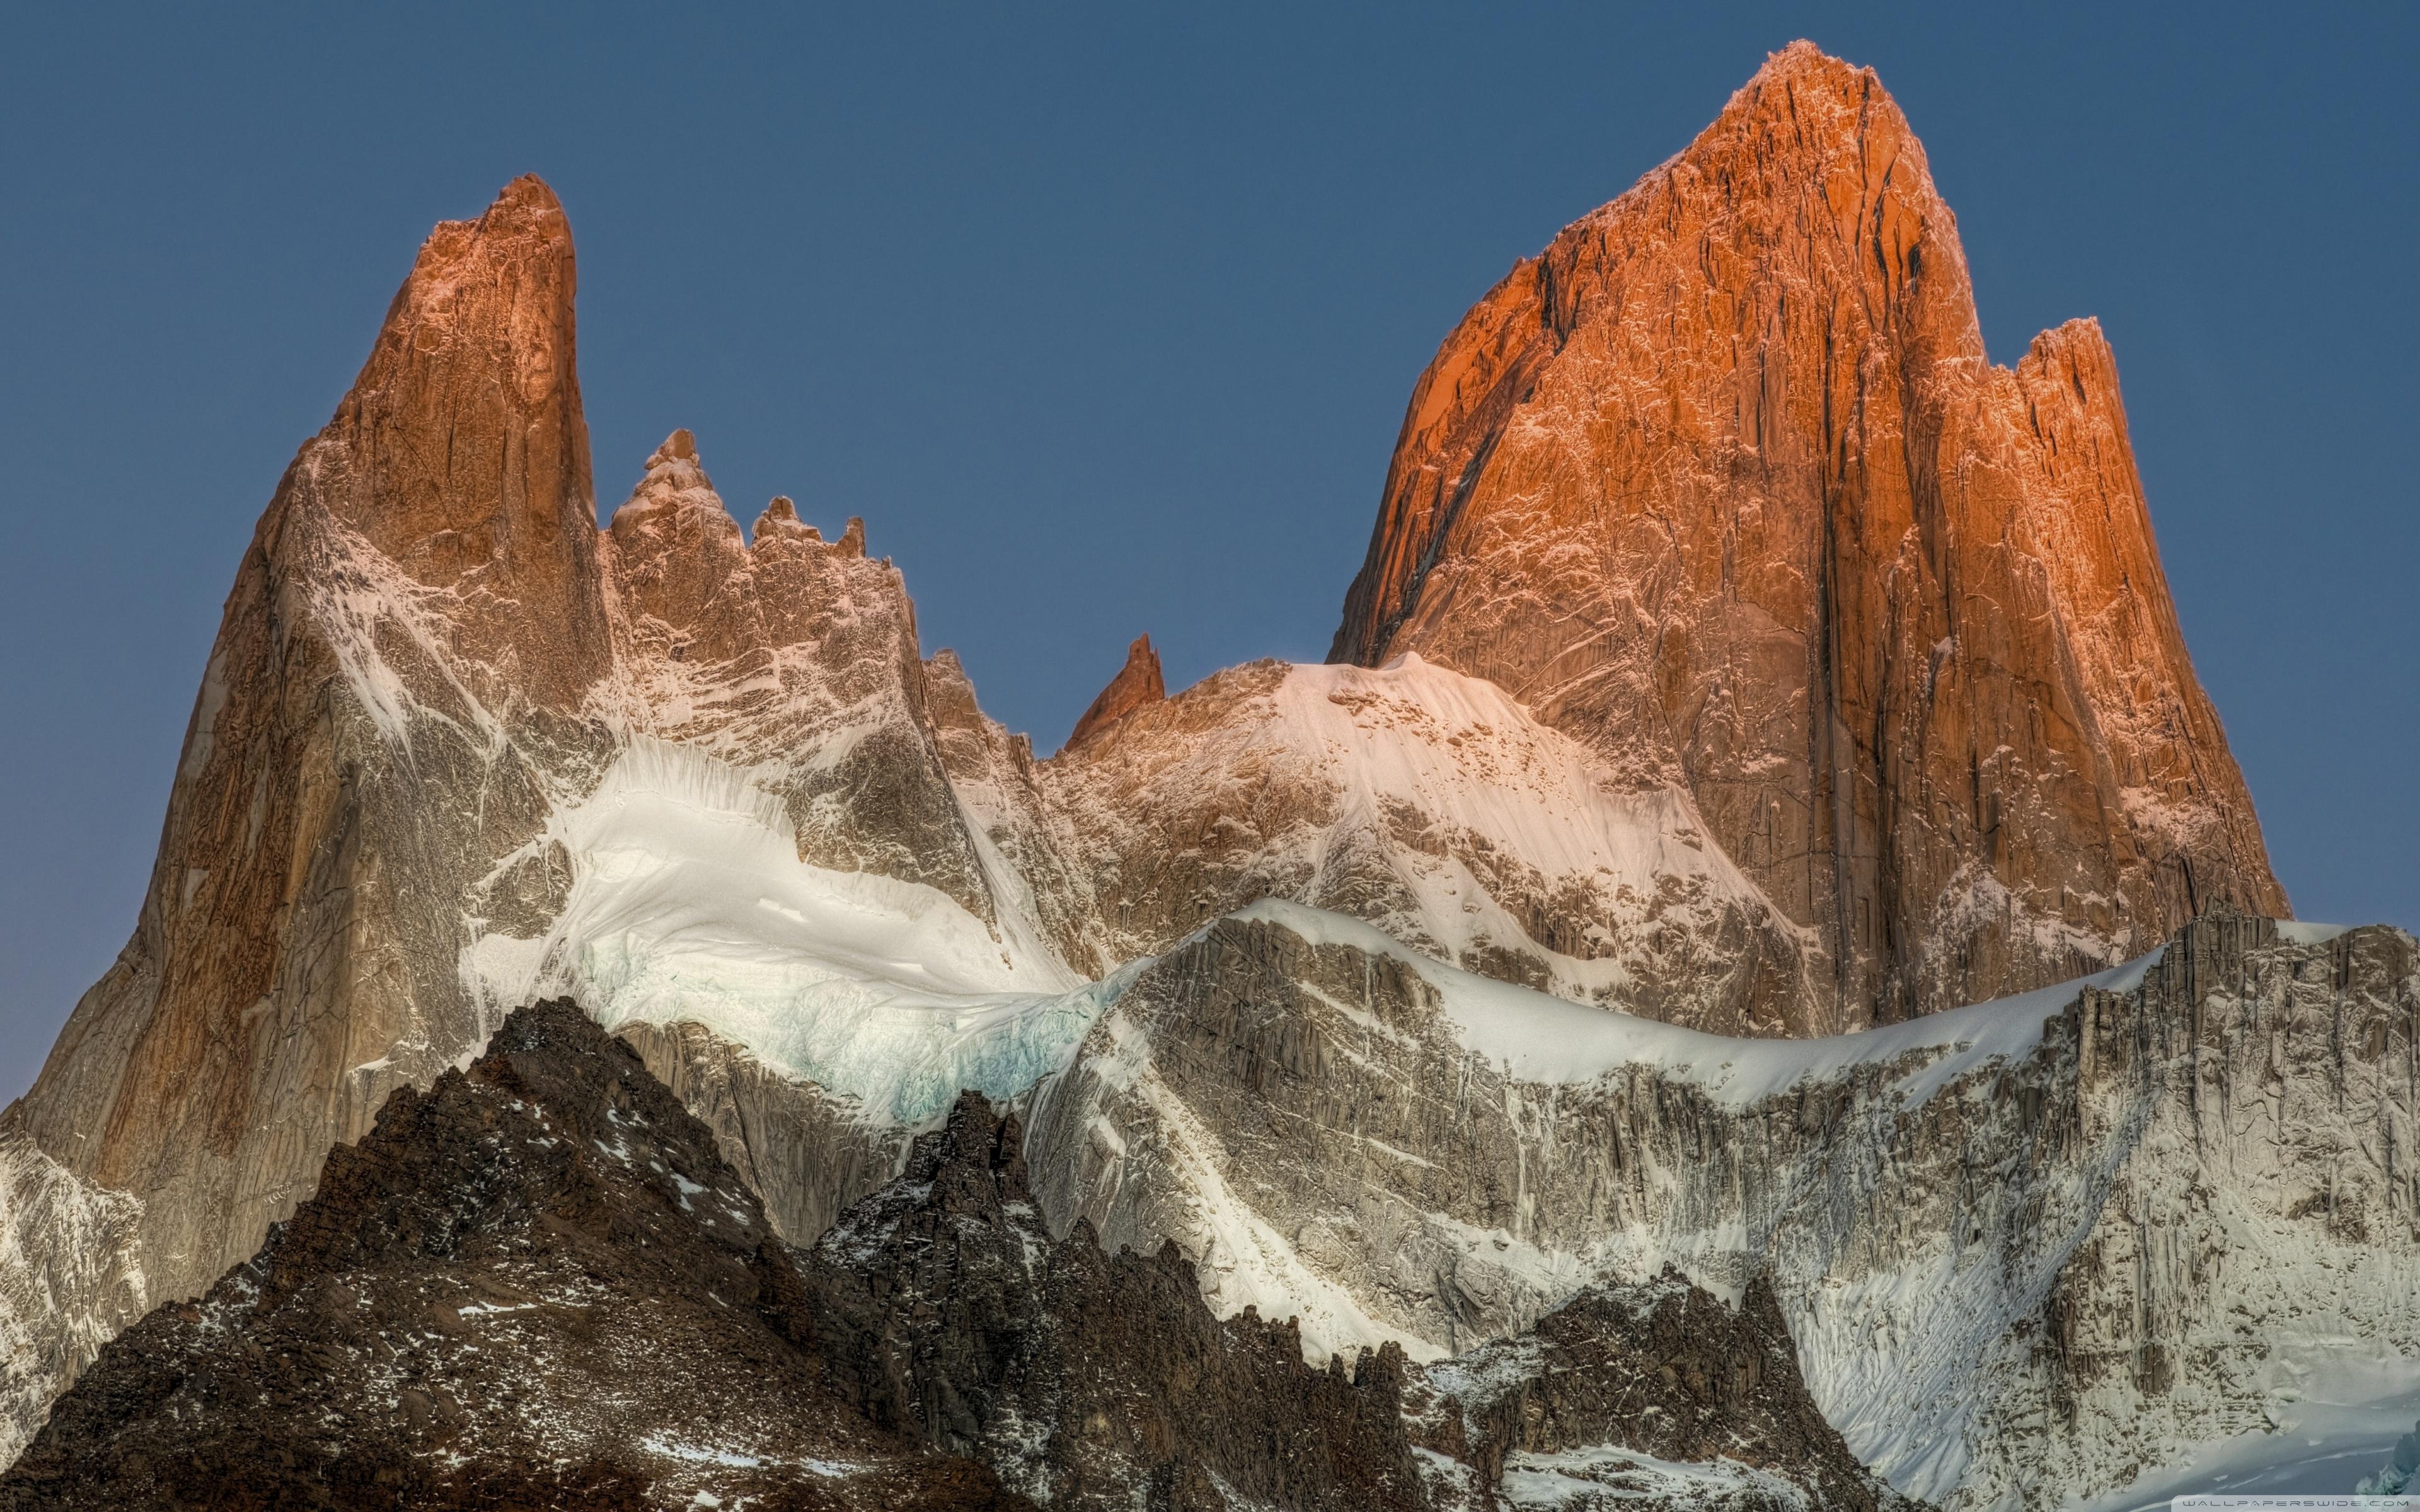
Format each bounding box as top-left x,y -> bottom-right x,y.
1025,910 -> 2419,1508
1331,42 -> 2285,1030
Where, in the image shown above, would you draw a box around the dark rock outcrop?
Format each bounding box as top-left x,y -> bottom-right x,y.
1027,901 -> 2420,1508
803,1091 -> 1908,1511
800,1090 -> 1426,1511
4,1000 -> 1907,1512
0,1001 -> 1029,1511
1408,1271 -> 1908,1511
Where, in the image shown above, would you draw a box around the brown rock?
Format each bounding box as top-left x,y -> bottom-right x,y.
315,171 -> 612,710
1061,634 -> 1165,752
1330,41 -> 2286,1026
9,176 -> 623,1408
599,432 -> 1000,923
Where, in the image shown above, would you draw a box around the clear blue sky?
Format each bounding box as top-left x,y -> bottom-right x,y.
3,3 -> 2412,1098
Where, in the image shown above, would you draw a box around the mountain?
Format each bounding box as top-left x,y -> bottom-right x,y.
1,1000 -> 1028,1511
0,39 -> 2392,1512
1,175 -> 623,1455
4,1000 -> 1911,1512
1333,40 -> 2285,1031
1034,655 -> 1807,1028
1025,902 -> 2420,1507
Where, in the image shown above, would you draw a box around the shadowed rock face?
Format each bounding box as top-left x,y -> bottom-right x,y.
0,180 -> 1015,1456
613,1017 -> 913,1248
1332,41 -> 2285,1029
3,179 -> 630,1421
799,1091 -> 1427,1511
1405,1273 -> 1907,1512
0,1001 -> 1031,1511
1026,907 -> 2420,1509
800,1090 -> 1908,1512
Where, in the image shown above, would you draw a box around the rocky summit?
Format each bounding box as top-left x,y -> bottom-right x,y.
1334,41 -> 2283,1031
1061,633 -> 1167,752
0,37 -> 2391,1512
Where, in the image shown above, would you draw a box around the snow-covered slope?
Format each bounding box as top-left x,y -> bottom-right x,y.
1035,654 -> 1823,1034
1022,904 -> 2420,1511
461,735 -> 1117,1126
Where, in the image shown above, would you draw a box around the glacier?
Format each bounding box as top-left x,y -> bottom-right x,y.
461,736 -> 1117,1126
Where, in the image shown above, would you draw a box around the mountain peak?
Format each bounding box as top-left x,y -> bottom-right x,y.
1329,47 -> 2281,1027
1061,633 -> 1165,752
753,493 -> 819,542
1751,37 -> 1870,84
648,427 -> 701,468
612,430 -> 728,539
327,171 -> 588,550
1714,40 -> 1896,140
297,173 -> 611,709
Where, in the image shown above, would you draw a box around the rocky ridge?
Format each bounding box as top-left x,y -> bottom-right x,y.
0,1000 -> 1027,1511
5,1001 -> 1905,1512
1025,907 -> 2420,1508
1031,655 -> 1815,1031
0,40 -> 2358,1512
0,178 -> 624,1451
1405,1273 -> 1896,1511
1061,633 -> 1165,752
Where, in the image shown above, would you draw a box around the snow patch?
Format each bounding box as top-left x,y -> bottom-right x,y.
461,737 -> 1126,1124
1498,1444 -> 1809,1508
638,1435 -> 764,1468
1233,898 -> 2159,1110
2276,920 -> 2353,946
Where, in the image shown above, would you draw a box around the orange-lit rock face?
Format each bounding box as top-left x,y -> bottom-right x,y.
1332,42 -> 2285,1026
1062,634 -> 1166,752
318,173 -> 611,712
13,180 -> 628,1363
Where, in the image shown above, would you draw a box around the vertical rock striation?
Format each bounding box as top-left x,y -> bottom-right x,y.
0,176 -> 1069,1463
0,47 -> 2346,1504
1332,42 -> 2285,1028
598,430 -> 1000,924
4,178 -> 622,1449
1025,907 -> 2420,1508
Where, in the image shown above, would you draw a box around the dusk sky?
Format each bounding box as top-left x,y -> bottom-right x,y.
3,3 -> 2412,1097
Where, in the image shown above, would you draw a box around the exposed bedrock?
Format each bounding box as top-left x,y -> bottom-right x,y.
1024,910 -> 2420,1509
8,1001 -> 1904,1512
0,43 -> 2333,1506
1332,42 -> 2286,1029
0,1000 -> 1033,1510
